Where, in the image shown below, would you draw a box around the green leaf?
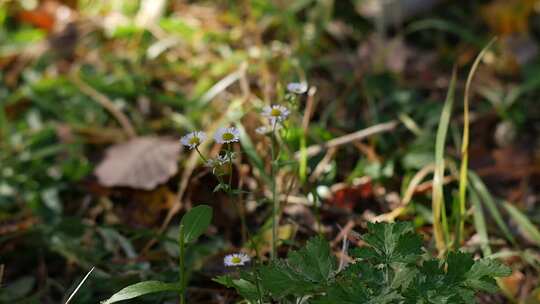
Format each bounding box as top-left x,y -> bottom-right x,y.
213,275 -> 260,302
259,261 -> 314,299
464,259 -> 512,293
315,283 -> 401,304
258,236 -> 338,299
180,205 -> 213,243
391,266 -> 418,290
446,252 -> 474,282
352,222 -> 422,264
101,281 -> 179,304
0,276 -> 35,302
287,235 -> 337,282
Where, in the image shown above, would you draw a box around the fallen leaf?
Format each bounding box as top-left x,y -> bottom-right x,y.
482,0 -> 536,36
499,269 -> 524,298
327,179 -> 374,211
117,186 -> 177,227
95,137 -> 181,190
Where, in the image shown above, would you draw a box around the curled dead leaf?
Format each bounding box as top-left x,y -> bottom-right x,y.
95,136 -> 181,190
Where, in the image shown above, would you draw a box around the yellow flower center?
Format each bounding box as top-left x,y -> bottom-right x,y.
222,132 -> 235,141
189,137 -> 200,145
270,108 -> 282,117
231,256 -> 242,264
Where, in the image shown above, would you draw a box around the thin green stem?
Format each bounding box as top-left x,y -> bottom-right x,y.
312,189 -> 321,235
195,146 -> 208,163
227,144 -> 233,188
227,143 -> 247,244
178,224 -> 186,304
270,126 -> 278,260
254,269 -> 264,304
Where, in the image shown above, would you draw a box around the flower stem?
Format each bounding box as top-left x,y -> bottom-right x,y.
227,144 -> 247,244
270,128 -> 278,260
178,224 -> 186,304
195,146 -> 207,164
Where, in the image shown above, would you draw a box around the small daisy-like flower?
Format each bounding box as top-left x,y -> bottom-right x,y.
180,131 -> 206,150
214,127 -> 240,144
262,105 -> 290,127
287,82 -> 308,94
224,253 -> 251,267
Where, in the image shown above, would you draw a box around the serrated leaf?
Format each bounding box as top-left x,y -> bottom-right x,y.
467,259 -> 512,279
464,258 -> 512,293
101,281 -> 179,304
180,205 -> 212,243
394,232 -> 423,263
354,222 -> 421,264
391,266 -> 418,289
259,261 -> 314,299
315,283 -> 401,304
446,252 -> 474,282
287,236 -> 337,282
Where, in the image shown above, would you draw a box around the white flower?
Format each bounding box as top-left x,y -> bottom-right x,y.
287,82 -> 308,94
214,127 -> 240,144
224,253 -> 251,267
180,131 -> 206,149
262,105 -> 290,127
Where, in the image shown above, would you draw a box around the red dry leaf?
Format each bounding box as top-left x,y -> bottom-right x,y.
327,180 -> 374,211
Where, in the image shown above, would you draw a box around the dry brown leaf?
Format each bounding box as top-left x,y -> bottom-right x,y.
95,136 -> 181,190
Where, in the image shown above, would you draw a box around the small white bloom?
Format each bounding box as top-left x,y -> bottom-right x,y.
287,82 -> 308,94
214,127 -> 240,144
224,253 -> 251,267
180,131 -> 206,149
262,105 -> 290,127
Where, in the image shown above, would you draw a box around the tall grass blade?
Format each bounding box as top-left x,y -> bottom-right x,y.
456,38 -> 497,248
468,172 -> 515,244
470,188 -> 491,256
405,18 -> 480,46
432,68 -> 457,253
64,267 -> 95,304
504,202 -> 540,246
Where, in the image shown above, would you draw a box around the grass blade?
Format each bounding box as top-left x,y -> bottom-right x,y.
470,188 -> 491,256
504,202 -> 540,246
64,267 -> 95,304
456,38 -> 497,248
468,172 -> 515,244
432,68 -> 457,253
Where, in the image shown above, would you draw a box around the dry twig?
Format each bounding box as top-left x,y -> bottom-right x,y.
295,120 -> 399,158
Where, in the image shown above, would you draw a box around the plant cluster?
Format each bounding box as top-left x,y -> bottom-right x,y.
215,222 -> 511,304
101,82 -> 511,303
103,219 -> 510,303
